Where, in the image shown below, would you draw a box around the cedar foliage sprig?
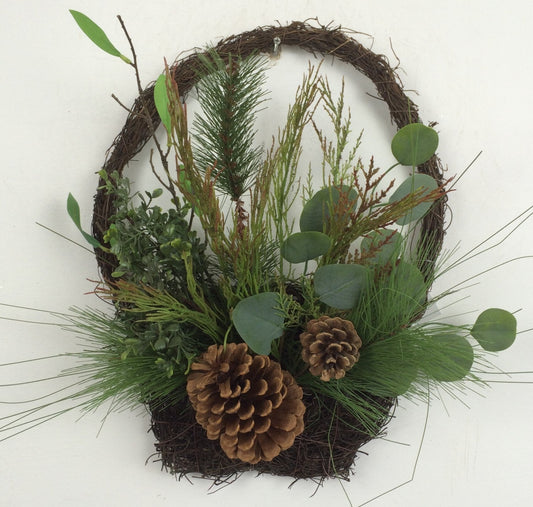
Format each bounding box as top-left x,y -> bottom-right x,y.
164,60 -> 325,301
163,63 -> 276,303
322,158 -> 448,265
314,77 -> 361,186
266,64 -> 323,276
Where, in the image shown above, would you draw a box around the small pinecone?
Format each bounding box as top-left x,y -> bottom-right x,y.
300,316 -> 362,381
186,343 -> 305,464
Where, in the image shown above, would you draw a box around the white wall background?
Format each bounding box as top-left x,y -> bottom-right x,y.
1,1 -> 532,506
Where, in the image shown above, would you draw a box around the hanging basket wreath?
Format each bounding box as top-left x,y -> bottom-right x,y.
17,12 -> 512,487
85,21 -> 448,481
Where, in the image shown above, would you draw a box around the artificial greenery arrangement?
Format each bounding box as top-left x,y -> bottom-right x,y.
1,12 -> 521,485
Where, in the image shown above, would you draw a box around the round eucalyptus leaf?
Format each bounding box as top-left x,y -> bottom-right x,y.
300,185 -> 357,232
361,229 -> 403,265
470,308 -> 517,352
388,173 -> 438,225
390,261 -> 426,306
389,365 -> 418,396
314,264 -> 369,310
232,292 -> 284,355
280,231 -> 332,264
355,339 -> 418,396
391,123 -> 439,166
423,334 -> 474,382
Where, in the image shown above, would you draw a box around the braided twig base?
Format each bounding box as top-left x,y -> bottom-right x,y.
149,392 -> 395,482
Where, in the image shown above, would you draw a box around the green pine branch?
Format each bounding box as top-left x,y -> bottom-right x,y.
192,51 -> 268,201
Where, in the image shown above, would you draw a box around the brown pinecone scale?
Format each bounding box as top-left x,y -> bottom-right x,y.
186,343 -> 305,464
300,316 -> 362,381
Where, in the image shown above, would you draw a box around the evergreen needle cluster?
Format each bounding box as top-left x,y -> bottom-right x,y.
192,52 -> 268,200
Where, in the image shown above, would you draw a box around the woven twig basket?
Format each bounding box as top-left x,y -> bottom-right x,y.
91,21 -> 446,481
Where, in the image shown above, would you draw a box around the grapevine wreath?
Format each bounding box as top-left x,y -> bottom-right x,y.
5,11 -> 521,485
91,19 -> 448,480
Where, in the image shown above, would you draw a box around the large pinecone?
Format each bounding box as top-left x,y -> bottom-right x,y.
300,316 -> 362,381
186,343 -> 305,464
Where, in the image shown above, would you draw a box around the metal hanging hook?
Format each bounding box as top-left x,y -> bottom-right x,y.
271,36 -> 281,59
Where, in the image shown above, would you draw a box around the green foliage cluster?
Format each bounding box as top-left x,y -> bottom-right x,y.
99,171 -> 211,295
96,172 -> 227,382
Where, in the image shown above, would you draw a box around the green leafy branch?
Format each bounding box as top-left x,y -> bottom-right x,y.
98,170 -> 212,297
66,193 -> 105,250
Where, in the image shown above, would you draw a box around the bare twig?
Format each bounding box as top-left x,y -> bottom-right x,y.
111,93 -> 134,114
116,15 -> 178,204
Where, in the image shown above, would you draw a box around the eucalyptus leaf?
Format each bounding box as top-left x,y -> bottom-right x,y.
232,292 -> 284,355
69,10 -> 131,63
280,231 -> 331,264
153,337 -> 167,351
154,74 -> 172,133
423,334 -> 474,382
361,229 -> 403,265
314,264 -> 368,310
354,338 -> 418,396
391,123 -> 439,166
67,193 -> 102,248
300,185 -> 357,232
382,261 -> 427,323
471,308 -> 517,351
388,260 -> 426,305
388,173 -> 438,225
